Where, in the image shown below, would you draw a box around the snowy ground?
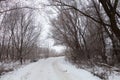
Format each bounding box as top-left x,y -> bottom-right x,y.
0,57 -> 101,80
0,60 -> 30,70
0,57 -> 119,80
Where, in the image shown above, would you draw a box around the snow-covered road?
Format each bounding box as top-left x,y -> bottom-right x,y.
0,57 -> 100,80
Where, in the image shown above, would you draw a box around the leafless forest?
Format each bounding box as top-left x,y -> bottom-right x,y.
50,0 -> 120,66
0,0 -> 120,79
49,0 -> 120,79
0,0 -> 61,65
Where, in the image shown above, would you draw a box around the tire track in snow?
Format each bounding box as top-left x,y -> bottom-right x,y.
52,60 -> 78,80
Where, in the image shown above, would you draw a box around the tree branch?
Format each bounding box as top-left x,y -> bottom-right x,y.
51,1 -> 110,27
0,6 -> 39,14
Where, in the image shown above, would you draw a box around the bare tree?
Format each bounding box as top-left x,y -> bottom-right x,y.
0,4 -> 42,64
51,5 -> 90,63
50,0 -> 120,64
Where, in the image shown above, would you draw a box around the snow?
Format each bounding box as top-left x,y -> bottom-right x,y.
0,57 -> 101,80
0,60 -> 31,71
0,61 -> 20,70
0,57 -> 120,80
